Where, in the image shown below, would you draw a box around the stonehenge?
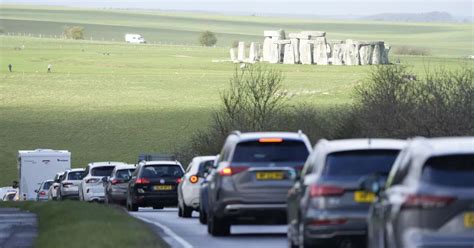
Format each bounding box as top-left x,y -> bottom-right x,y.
231,29 -> 391,65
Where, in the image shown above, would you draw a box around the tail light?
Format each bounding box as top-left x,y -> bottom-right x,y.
402,194 -> 455,209
189,175 -> 199,184
62,182 -> 73,187
135,178 -> 150,184
176,178 -> 182,184
39,191 -> 46,196
111,179 -> 122,185
86,178 -> 99,184
259,138 -> 283,143
219,166 -> 249,176
310,185 -> 345,197
309,219 -> 347,226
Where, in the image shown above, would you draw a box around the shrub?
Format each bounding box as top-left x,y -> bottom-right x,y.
392,46 -> 431,56
63,26 -> 84,40
198,31 -> 217,47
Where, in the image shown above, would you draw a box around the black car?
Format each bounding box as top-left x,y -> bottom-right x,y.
104,164 -> 136,205
126,161 -> 185,211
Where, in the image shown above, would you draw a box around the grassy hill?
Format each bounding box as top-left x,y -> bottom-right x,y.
0,5 -> 472,186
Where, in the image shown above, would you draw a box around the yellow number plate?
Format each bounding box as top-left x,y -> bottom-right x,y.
154,185 -> 173,191
354,191 -> 376,203
256,172 -> 284,180
464,212 -> 474,228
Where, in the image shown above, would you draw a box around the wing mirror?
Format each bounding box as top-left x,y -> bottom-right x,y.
123,175 -> 131,182
101,176 -> 109,183
34,189 -> 38,193
359,174 -> 385,195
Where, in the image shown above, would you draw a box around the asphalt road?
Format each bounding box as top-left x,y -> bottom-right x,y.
130,208 -> 287,248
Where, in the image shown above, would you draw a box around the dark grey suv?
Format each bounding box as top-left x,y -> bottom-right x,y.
287,139 -> 405,247
366,137 -> 474,248
206,131 -> 312,236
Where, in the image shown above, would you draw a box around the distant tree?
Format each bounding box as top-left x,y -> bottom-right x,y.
63,26 -> 85,40
198,31 -> 217,47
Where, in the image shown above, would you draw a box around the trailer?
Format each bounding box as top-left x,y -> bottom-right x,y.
18,149 -> 71,200
125,33 -> 146,44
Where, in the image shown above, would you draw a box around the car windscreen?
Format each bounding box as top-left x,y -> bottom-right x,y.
141,165 -> 183,178
421,154 -> 474,187
91,166 -> 115,177
68,171 -> 84,180
43,181 -> 53,190
232,140 -> 309,163
116,169 -> 135,179
323,150 -> 399,177
197,160 -> 215,177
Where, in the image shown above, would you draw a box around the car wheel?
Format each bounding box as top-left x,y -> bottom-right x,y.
182,204 -> 193,218
199,206 -> 207,224
127,196 -> 138,212
178,203 -> 183,217
208,212 -> 230,236
153,206 -> 163,210
287,224 -> 298,248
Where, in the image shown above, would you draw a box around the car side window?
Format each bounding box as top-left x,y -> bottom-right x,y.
83,166 -> 90,178
386,150 -> 411,187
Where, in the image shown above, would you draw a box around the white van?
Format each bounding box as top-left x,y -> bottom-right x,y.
125,33 -> 146,44
18,149 -> 71,200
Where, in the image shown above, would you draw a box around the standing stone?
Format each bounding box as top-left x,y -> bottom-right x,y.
237,42 -> 246,62
298,35 -> 313,65
313,37 -> 330,65
263,30 -> 285,63
288,33 -> 301,64
263,37 -> 273,62
271,40 -> 290,64
344,39 -> 360,66
248,42 -> 258,62
359,43 -> 374,65
371,41 -> 384,65
283,44 -> 295,64
331,41 -> 345,65
382,44 -> 391,64
230,48 -> 237,62
300,31 -> 326,39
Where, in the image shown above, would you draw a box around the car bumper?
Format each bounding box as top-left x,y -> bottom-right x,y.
303,210 -> 367,240
135,193 -> 178,207
84,186 -> 105,201
216,202 -> 287,224
403,228 -> 474,248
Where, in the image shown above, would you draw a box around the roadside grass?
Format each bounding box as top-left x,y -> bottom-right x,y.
0,35 -> 472,186
0,201 -> 168,248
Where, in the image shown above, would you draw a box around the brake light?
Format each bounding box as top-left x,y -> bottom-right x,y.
189,175 -> 199,184
309,219 -> 347,226
259,138 -> 283,143
111,179 -> 122,185
62,182 -> 73,187
86,178 -> 99,184
39,191 -> 46,196
310,185 -> 345,197
135,178 -> 150,184
402,194 -> 455,209
219,166 -> 249,176
176,178 -> 182,184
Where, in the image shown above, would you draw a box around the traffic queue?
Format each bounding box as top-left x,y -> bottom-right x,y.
9,131 -> 474,248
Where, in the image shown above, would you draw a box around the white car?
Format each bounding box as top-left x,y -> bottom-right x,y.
58,168 -> 85,200
79,162 -> 127,202
177,155 -> 217,217
35,180 -> 53,201
48,172 -> 65,200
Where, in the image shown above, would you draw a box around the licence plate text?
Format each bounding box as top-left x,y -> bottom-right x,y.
354,191 -> 375,203
154,185 -> 173,191
256,172 -> 284,180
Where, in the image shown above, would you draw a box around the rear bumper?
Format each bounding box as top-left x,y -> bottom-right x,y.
303,210 -> 368,240
216,202 -> 287,224
403,228 -> 474,248
84,186 -> 105,201
135,193 -> 178,207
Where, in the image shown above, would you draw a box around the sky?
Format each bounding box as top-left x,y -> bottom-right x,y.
3,0 -> 473,17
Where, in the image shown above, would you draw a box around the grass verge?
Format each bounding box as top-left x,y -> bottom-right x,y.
0,201 -> 168,248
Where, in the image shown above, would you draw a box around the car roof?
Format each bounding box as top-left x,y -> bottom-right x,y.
140,160 -> 182,166
410,137 -> 474,156
88,161 -> 127,168
192,156 -> 217,163
68,168 -> 85,172
114,164 -> 136,170
235,131 -> 308,141
321,139 -> 406,153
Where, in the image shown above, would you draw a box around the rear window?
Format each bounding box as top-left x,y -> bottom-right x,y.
91,166 -> 115,177
68,171 -> 84,180
323,150 -> 399,177
421,154 -> 474,187
141,165 -> 183,178
115,169 -> 135,179
197,160 -> 215,177
232,140 -> 309,163
43,181 -> 53,190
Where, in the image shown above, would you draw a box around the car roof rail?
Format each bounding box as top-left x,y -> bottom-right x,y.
230,130 -> 241,136
298,130 -> 303,137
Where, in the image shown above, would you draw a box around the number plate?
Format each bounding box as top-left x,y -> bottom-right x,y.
464,212 -> 474,228
154,185 -> 173,191
256,172 -> 284,180
354,191 -> 375,203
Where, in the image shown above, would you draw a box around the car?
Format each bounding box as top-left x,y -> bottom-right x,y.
199,155 -> 220,224
79,162 -> 127,202
287,138 -> 405,248
35,179 -> 53,201
58,168 -> 85,200
104,164 -> 136,205
126,160 -> 185,211
48,172 -> 65,200
2,190 -> 19,201
178,155 -> 217,218
365,137 -> 474,248
206,131 -> 312,236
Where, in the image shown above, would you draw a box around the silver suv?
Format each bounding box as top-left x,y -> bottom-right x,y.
366,137 -> 474,248
206,131 -> 312,236
287,139 -> 405,247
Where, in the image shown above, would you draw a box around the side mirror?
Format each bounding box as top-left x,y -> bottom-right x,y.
359,174 -> 385,195
34,190 -> 38,193
123,175 -> 131,182
101,176 -> 109,183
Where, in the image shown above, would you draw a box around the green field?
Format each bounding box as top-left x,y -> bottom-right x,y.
0,5 -> 473,186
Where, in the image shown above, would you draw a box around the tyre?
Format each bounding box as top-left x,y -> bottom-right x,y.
199,206 -> 207,224
127,196 -> 138,212
287,224 -> 298,248
153,206 -> 163,210
178,204 -> 183,217
208,213 -> 230,236
182,204 -> 193,218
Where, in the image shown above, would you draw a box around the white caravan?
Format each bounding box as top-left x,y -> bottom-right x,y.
125,33 -> 146,44
18,149 -> 71,200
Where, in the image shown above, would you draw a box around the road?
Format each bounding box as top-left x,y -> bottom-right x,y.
130,208 -> 287,248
